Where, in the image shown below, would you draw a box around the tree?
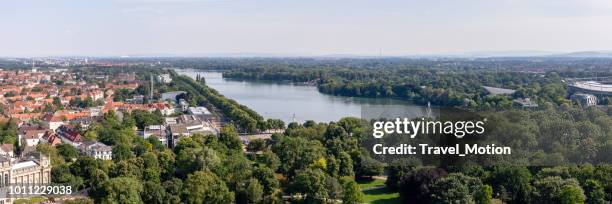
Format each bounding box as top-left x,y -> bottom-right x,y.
176,146 -> 220,174
147,137 -> 165,151
533,176 -> 585,204
341,178 -> 364,204
131,110 -> 164,129
491,165 -> 533,204
109,160 -> 140,179
37,143 -> 63,165
385,158 -> 421,191
88,170 -> 109,203
474,184 -> 493,204
158,149 -> 176,178
219,124 -> 243,151
399,167 -> 448,203
143,168 -> 161,183
266,118 -> 285,130
99,177 -> 143,204
354,154 -> 384,179
255,150 -> 280,171
560,184 -> 586,204
592,165 -> 612,201
429,173 -> 484,203
163,178 -> 183,204
583,179 -> 605,204
52,164 -> 84,190
325,176 -> 343,201
237,178 -> 263,204
112,144 -> 134,162
142,152 -> 159,169
272,136 -> 325,177
57,144 -> 79,162
252,165 -> 279,196
246,139 -> 267,152
83,131 -> 97,141
13,137 -> 24,156
291,168 -> 328,203
70,157 -> 106,182
182,170 -> 234,204
141,181 -> 166,204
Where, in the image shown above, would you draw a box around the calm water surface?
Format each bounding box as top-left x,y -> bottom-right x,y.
176,69 -> 438,123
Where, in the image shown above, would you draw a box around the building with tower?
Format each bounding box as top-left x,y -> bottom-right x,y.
0,153 -> 52,204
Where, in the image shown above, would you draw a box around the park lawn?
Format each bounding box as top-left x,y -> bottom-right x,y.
357,178 -> 386,190
362,187 -> 400,204
358,179 -> 401,204
14,196 -> 47,204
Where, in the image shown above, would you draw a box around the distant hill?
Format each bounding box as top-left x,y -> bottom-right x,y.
550,51 -> 612,58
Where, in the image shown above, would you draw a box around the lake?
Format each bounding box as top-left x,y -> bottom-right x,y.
176,69 -> 439,123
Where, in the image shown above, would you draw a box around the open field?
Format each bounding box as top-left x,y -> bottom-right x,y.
358,179 -> 400,204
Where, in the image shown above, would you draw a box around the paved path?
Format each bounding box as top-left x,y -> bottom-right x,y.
361,185 -> 386,191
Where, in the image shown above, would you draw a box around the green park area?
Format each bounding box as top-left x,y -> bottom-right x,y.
358,179 -> 400,204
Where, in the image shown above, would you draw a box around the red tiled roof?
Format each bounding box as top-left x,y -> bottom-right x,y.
57,125 -> 83,143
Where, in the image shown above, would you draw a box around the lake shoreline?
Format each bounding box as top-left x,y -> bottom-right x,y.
175,69 -> 440,123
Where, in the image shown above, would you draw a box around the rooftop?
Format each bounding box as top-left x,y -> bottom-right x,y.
188,106 -> 211,115
483,86 -> 516,95
11,160 -> 37,170
570,81 -> 612,93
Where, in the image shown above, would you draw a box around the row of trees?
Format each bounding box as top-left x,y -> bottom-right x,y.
171,72 -> 267,133
69,96 -> 105,108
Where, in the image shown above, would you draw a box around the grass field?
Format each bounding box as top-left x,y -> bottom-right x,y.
14,196 -> 47,204
357,179 -> 386,190
358,179 -> 401,204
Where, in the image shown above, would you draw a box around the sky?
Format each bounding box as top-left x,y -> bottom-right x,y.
2,0 -> 612,57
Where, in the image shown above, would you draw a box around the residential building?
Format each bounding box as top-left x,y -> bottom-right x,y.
41,114 -> 65,132
168,124 -> 189,148
157,74 -> 172,83
56,125 -> 83,147
79,141 -> 112,160
40,132 -> 61,146
571,93 -> 597,107
71,117 -> 97,130
0,144 -> 13,158
513,98 -> 539,108
178,99 -> 189,111
161,91 -> 186,101
20,130 -> 45,147
168,119 -> 217,147
188,106 -> 211,115
164,117 -> 178,125
142,125 -> 169,147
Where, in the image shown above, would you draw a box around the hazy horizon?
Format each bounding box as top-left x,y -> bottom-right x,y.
3,0 -> 612,57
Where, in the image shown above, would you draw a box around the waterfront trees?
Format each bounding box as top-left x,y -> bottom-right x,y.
171,73 -> 265,133
221,63 -> 572,109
